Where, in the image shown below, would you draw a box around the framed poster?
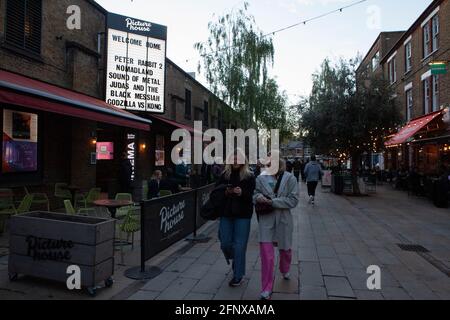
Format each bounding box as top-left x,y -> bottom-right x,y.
155,135 -> 165,166
2,109 -> 38,173
96,142 -> 114,160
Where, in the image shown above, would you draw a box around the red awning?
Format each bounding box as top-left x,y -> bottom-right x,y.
151,114 -> 195,133
385,110 -> 444,147
0,70 -> 151,131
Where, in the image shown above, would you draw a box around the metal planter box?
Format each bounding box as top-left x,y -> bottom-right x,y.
8,212 -> 115,295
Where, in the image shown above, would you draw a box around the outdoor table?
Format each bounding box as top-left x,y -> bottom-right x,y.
180,187 -> 193,192
93,199 -> 133,219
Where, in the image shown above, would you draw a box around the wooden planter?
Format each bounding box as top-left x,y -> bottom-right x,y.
8,212 -> 115,296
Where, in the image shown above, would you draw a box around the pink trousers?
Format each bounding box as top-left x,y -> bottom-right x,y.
260,243 -> 292,293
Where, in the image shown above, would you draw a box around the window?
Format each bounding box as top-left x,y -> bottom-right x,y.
203,101 -> 209,126
432,15 -> 439,52
406,89 -> 413,121
405,42 -> 412,73
432,75 -> 439,112
424,24 -> 431,57
371,51 -> 380,71
184,89 -> 191,120
388,58 -> 396,84
423,78 -> 431,114
423,14 -> 439,58
5,0 -> 42,55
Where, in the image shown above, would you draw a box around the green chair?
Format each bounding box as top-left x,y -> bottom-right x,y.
0,188 -> 16,212
115,193 -> 133,202
0,194 -> 34,233
76,188 -> 101,209
16,194 -> 34,214
78,207 -> 97,217
115,205 -> 135,220
54,183 -> 71,200
64,200 -> 76,215
117,206 -> 141,264
24,186 -> 50,211
159,190 -> 173,197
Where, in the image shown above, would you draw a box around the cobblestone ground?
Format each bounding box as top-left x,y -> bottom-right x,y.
127,183 -> 450,300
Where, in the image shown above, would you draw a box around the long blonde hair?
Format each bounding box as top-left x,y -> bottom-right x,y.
223,149 -> 253,181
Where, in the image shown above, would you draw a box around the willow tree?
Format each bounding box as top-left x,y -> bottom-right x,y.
194,2 -> 275,130
300,57 -> 401,194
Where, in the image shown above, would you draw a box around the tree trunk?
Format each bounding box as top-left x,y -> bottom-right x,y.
351,154 -> 361,195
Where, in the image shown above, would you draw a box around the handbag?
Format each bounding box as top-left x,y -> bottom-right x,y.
255,172 -> 284,216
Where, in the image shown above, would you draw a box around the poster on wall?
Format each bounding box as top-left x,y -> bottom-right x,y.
2,109 -> 38,173
96,142 -> 114,160
105,13 -> 167,113
155,135 -> 165,166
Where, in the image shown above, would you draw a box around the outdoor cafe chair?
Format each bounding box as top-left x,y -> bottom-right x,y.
78,207 -> 98,217
0,194 -> 33,234
0,188 -> 16,212
76,188 -> 101,209
115,193 -> 133,202
64,200 -> 76,215
24,186 -> 50,211
54,183 -> 72,200
159,190 -> 173,197
117,206 -> 140,264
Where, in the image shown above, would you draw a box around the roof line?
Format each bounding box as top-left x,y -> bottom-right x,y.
381,0 -> 444,63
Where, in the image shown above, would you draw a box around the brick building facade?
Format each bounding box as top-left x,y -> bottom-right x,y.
0,0 -> 240,206
358,0 -> 449,174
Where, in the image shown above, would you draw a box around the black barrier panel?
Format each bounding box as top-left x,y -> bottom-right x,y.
195,184 -> 216,229
141,190 -> 196,263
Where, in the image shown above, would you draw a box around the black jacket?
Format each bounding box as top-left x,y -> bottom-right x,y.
216,170 -> 256,219
148,179 -> 160,199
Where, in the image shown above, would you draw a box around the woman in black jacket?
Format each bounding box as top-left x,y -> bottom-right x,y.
216,151 -> 255,287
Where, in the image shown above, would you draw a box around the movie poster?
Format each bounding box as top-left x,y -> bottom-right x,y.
2,109 -> 38,173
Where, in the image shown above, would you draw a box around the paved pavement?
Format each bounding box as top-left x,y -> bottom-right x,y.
126,183 -> 450,300
1,182 -> 449,300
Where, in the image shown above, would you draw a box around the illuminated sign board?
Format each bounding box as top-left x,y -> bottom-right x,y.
106,13 -> 167,113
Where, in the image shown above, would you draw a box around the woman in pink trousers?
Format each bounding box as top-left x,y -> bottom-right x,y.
254,157 -> 299,300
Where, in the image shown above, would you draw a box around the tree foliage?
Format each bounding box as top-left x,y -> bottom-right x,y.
300,57 -> 402,191
194,2 -> 292,138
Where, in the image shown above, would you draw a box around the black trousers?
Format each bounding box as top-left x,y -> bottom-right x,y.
307,181 -> 319,197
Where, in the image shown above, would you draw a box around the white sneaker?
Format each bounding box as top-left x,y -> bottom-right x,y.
260,291 -> 272,300
308,196 -> 313,204
282,272 -> 291,280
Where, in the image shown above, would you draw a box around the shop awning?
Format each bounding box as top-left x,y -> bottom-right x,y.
0,70 -> 151,131
150,114 -> 195,134
385,110 -> 444,147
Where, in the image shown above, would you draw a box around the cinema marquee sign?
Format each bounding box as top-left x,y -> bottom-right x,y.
106,13 -> 167,113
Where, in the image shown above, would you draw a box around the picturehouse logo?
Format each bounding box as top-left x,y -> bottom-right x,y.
125,18 -> 152,32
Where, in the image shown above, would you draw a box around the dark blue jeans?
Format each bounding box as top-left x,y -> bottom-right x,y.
218,217 -> 251,281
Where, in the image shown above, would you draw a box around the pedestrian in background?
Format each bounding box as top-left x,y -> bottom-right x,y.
304,155 -> 323,206
148,170 -> 162,199
254,154 -> 299,300
216,150 -> 255,287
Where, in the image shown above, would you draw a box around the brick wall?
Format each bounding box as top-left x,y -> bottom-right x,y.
382,0 -> 449,123
0,0 -> 106,98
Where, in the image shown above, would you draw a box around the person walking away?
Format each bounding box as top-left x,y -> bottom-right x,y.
216,150 -> 255,287
119,151 -> 133,194
254,155 -> 299,300
293,158 -> 301,182
304,155 -> 323,206
148,170 -> 162,199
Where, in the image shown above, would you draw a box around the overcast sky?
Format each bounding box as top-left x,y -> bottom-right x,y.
95,0 -> 432,104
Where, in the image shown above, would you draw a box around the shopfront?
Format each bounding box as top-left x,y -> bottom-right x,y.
0,70 -> 151,207
385,109 -> 448,175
